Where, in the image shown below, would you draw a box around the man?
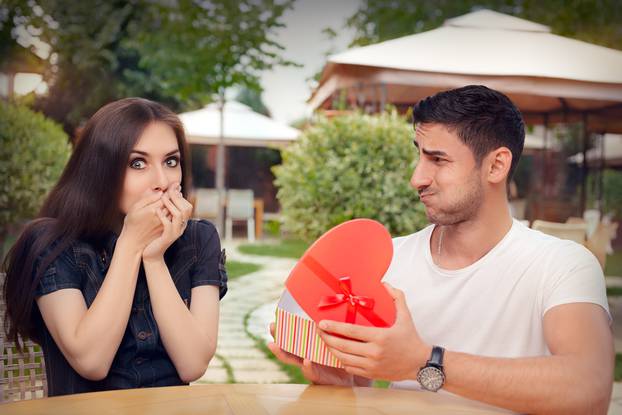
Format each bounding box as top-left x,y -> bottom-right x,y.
268,85 -> 613,414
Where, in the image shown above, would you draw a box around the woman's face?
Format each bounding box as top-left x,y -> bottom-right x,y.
119,121 -> 182,214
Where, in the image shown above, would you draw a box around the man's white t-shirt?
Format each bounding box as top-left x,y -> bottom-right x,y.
382,219 -> 610,391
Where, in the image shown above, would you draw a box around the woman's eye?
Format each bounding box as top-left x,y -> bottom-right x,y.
166,156 -> 180,168
130,158 -> 146,169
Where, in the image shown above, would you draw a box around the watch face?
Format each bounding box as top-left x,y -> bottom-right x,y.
417,366 -> 445,392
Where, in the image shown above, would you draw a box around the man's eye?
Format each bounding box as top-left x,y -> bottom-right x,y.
130,158 -> 146,169
166,156 -> 179,167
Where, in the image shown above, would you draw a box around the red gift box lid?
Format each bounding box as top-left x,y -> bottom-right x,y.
285,219 -> 396,327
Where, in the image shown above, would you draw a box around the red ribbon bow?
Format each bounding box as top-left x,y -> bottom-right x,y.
302,256 -> 388,326
318,276 -> 375,320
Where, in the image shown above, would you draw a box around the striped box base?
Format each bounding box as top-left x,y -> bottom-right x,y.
274,307 -> 343,368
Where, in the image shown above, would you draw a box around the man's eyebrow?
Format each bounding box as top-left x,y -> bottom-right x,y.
412,140 -> 448,157
421,148 -> 448,157
130,149 -> 180,157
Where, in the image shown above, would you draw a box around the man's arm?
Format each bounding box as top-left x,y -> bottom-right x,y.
441,303 -> 613,414
319,285 -> 614,415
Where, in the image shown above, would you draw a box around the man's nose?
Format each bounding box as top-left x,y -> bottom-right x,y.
410,161 -> 432,191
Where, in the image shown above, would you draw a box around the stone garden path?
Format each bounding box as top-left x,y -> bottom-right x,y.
194,241 -> 294,384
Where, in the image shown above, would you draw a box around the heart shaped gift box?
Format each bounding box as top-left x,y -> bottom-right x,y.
274,219 -> 396,368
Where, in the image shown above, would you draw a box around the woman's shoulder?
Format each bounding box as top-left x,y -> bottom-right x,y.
27,219 -> 76,263
29,219 -> 112,268
188,219 -> 218,233
18,219 -> 87,284
167,219 -> 221,265
178,219 -> 220,247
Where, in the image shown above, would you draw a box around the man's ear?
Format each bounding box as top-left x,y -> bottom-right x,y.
485,147 -> 512,184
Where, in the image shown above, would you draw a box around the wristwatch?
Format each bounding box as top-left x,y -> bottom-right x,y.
416,346 -> 445,392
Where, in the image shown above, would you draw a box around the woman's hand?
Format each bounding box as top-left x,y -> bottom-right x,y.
142,182 -> 193,262
118,190 -> 165,255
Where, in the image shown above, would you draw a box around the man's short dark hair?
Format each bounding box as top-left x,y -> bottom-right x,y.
412,85 -> 525,183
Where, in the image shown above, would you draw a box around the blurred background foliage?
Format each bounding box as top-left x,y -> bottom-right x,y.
0,101 -> 70,255
274,111 -> 428,241
0,0 -> 295,138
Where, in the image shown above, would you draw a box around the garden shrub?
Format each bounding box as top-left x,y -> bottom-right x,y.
0,102 -> 71,251
273,111 -> 428,241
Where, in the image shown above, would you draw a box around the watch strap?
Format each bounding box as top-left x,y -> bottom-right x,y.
427,346 -> 444,368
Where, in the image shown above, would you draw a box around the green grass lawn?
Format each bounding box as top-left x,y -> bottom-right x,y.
606,250 -> 622,277
607,286 -> 622,297
238,239 -> 309,259
607,251 -> 622,381
226,260 -> 262,280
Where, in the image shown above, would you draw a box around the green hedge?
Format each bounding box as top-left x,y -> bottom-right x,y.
0,102 -> 70,247
273,111 -> 427,241
587,169 -> 622,218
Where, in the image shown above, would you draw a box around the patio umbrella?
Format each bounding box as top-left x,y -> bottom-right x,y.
179,101 -> 300,147
179,100 -> 299,234
309,9 -> 622,133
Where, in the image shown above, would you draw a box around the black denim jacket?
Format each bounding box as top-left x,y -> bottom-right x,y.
33,219 -> 227,396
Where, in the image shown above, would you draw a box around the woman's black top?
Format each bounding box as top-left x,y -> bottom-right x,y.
33,219 -> 228,396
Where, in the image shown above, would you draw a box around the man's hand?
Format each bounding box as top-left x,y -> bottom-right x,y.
318,283 -> 430,381
267,323 -> 360,386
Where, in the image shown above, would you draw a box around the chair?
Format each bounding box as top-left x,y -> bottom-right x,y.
565,217 -> 585,225
0,273 -> 47,403
193,188 -> 220,220
531,220 -> 587,245
585,221 -> 619,270
583,209 -> 601,238
226,189 -> 255,242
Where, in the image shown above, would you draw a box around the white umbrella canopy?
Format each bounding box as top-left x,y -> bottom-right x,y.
179,101 -> 300,148
523,133 -> 561,151
309,9 -> 622,132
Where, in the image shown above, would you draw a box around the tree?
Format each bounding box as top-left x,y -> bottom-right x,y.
2,0 -> 295,135
0,6 -> 46,99
344,0 -> 622,50
2,0 -> 178,134
273,111 -> 428,241
128,0 -> 296,103
235,86 -> 271,117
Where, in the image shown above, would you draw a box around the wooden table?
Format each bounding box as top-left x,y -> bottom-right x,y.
1,384 -> 509,414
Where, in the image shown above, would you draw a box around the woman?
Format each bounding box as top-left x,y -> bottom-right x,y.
2,98 -> 227,396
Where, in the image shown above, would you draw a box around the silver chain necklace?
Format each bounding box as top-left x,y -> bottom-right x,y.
437,226 -> 445,255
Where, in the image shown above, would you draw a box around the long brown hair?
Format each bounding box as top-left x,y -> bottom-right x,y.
2,97 -> 191,346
